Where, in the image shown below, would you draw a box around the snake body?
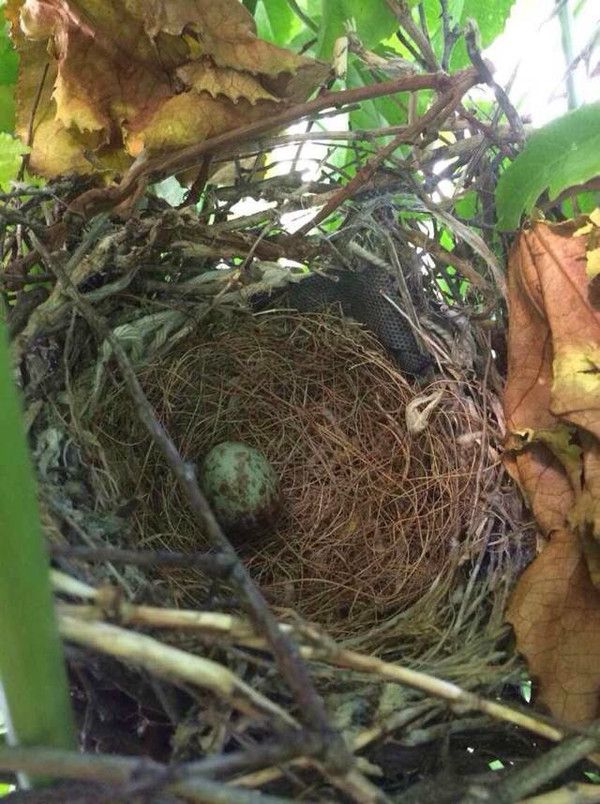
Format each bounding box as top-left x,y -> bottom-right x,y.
285,267 -> 432,377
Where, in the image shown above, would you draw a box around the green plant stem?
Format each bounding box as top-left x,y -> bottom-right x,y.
0,318 -> 75,786
556,0 -> 579,110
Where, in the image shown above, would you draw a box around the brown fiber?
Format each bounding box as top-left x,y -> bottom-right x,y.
93,311 -> 482,637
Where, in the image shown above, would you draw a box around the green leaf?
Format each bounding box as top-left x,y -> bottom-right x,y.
449,0 -> 514,68
318,0 -> 398,58
0,132 -> 28,189
0,318 -> 76,785
0,14 -> 18,86
453,190 -> 477,220
347,61 -> 407,131
255,0 -> 299,45
0,84 -> 14,133
496,103 -> 600,231
572,190 -> 600,215
242,0 -> 258,15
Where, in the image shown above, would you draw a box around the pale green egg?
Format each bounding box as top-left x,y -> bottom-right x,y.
200,441 -> 280,538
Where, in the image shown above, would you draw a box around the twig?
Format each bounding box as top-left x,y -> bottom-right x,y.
292,69 -> 478,236
523,783 -> 600,803
556,0 -> 579,110
28,221 -> 353,774
49,544 -> 235,576
0,745 -> 298,804
58,614 -> 297,728
400,225 -> 493,293
59,598 -> 580,751
18,62 -> 50,181
440,0 -> 461,71
461,727 -> 600,803
464,20 -> 526,140
385,0 -> 440,71
0,206 -> 47,237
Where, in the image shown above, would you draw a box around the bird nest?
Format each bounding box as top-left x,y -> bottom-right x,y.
90,309 -> 489,638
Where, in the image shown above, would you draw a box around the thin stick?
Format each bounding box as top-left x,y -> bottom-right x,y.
58,598 -> 575,750
464,729 -> 600,804
464,20 -> 525,140
58,614 -> 297,728
293,74 -> 477,236
49,544 -> 235,576
0,744 -> 298,804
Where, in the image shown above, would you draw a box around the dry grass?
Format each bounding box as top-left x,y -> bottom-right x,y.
91,310 -> 492,639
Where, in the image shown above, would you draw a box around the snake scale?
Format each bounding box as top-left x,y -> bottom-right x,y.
282,266 -> 433,377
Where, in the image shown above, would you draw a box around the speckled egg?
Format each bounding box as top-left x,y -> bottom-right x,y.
199,441 -> 281,539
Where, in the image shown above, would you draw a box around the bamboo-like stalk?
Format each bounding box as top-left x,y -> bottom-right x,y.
556,0 -> 579,110
0,318 -> 75,786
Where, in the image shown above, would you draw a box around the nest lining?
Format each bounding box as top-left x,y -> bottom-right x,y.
91,310 -> 485,637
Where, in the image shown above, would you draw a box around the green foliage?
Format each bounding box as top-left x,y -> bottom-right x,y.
453,190 -> 477,221
0,18 -> 17,84
0,84 -> 13,133
254,0 -> 301,44
571,190 -> 600,215
496,103 -> 600,230
317,0 -> 398,58
449,0 -> 515,68
0,319 -> 75,782
347,62 -> 406,131
0,132 -> 28,189
0,11 -> 17,133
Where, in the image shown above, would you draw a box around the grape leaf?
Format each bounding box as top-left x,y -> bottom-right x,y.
496,103 -> 600,231
347,61 -> 407,131
5,0 -> 328,177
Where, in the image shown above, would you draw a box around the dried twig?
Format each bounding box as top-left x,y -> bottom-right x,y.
58,613 -> 296,727
0,744 -> 299,804
461,727 -> 600,803
56,591 -> 577,752
50,544 -> 235,576
292,69 -> 479,236
523,784 -> 600,804
464,19 -> 525,141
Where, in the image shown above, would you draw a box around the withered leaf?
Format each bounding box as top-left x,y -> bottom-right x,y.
6,0 -> 329,177
505,216 -> 600,724
507,528 -> 600,724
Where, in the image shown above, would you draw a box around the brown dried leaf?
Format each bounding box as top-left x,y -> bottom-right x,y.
6,0 -> 328,177
505,216 -> 600,723
507,528 -> 600,724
